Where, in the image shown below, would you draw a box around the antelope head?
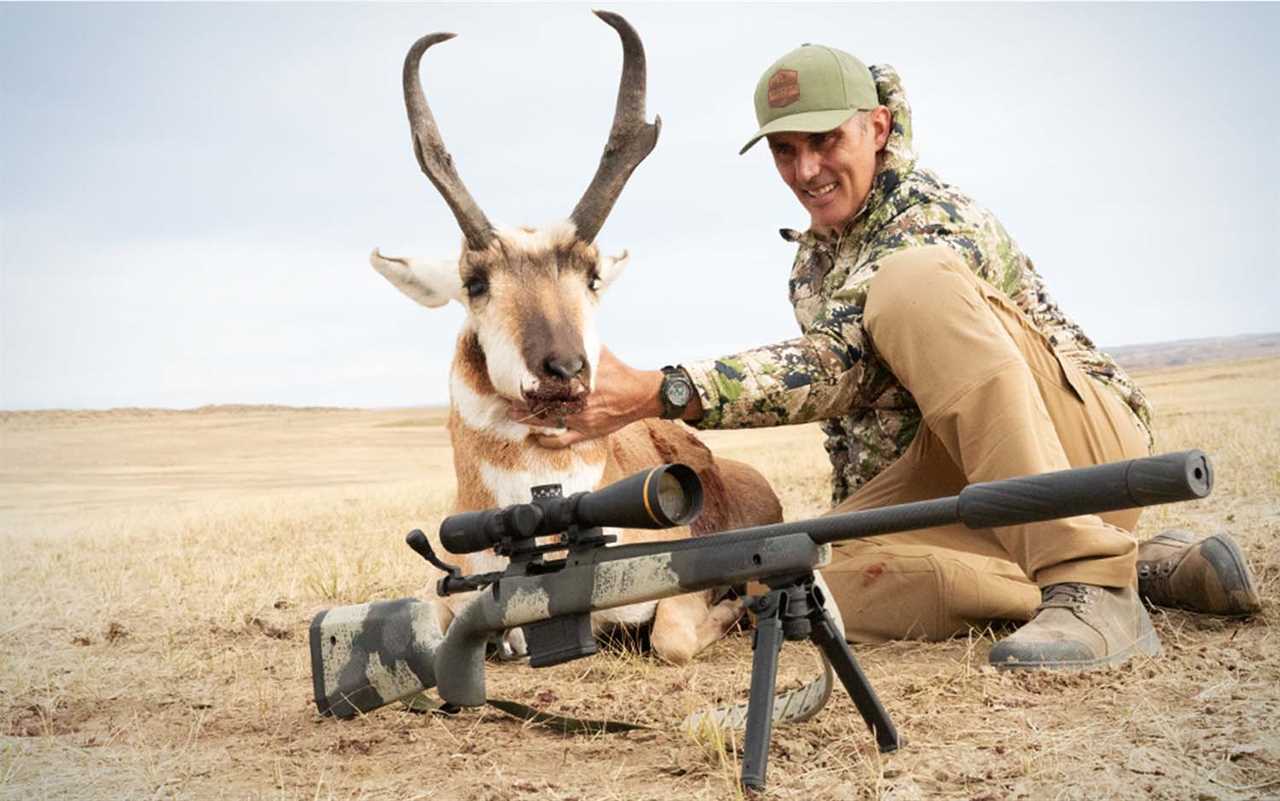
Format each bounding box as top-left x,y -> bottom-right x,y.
372,11 -> 660,424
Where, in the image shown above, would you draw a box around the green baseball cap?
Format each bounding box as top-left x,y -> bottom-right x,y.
740,44 -> 878,155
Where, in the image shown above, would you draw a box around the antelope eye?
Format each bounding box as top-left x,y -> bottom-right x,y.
463,277 -> 489,299
588,273 -> 603,292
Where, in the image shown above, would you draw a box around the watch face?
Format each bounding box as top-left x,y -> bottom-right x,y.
667,380 -> 692,406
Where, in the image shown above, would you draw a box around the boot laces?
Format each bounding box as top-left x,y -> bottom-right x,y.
1038,582 -> 1091,612
1138,558 -> 1174,603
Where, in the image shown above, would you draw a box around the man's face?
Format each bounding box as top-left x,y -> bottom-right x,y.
767,107 -> 891,233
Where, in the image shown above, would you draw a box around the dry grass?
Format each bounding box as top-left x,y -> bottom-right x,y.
1,358 -> 1277,800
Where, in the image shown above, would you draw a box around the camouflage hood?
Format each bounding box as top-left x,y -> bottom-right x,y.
856,65 -> 919,237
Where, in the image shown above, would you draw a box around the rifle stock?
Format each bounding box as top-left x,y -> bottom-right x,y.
310,598 -> 442,719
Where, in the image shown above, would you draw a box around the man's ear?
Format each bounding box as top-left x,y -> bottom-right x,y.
596,250 -> 630,293
369,248 -> 462,308
872,105 -> 893,151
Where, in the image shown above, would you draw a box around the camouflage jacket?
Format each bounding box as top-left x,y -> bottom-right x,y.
684,65 -> 1153,505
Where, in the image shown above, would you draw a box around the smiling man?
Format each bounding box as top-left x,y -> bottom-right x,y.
529,44 -> 1260,669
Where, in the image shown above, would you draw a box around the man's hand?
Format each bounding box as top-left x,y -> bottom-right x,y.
511,347 -> 665,448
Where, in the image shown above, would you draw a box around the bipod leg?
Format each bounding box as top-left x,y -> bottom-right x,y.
809,602 -> 901,753
740,589 -> 785,792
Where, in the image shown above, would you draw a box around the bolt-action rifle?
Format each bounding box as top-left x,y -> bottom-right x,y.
310,450 -> 1212,791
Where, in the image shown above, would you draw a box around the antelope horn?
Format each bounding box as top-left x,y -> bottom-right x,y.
403,33 -> 495,252
569,11 -> 662,243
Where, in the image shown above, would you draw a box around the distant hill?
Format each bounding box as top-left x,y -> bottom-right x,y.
6,336 -> 1276,416
1104,332 -> 1280,371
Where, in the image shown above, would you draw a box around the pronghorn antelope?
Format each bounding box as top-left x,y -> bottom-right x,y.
370,11 -> 783,664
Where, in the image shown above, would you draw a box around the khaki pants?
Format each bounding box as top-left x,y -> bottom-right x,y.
823,247 -> 1151,643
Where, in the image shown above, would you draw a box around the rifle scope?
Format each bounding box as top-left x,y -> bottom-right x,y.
438,463 -> 703,555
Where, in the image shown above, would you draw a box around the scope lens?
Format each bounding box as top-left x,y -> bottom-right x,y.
660,468 -> 691,516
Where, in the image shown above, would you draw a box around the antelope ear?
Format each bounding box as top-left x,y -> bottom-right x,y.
596,249 -> 630,293
369,248 -> 462,308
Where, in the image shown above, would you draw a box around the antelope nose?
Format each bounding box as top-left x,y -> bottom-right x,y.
544,355 -> 585,380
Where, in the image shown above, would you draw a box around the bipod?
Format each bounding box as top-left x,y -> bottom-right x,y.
740,572 -> 901,791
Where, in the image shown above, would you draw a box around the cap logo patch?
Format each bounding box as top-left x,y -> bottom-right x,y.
767,69 -> 800,108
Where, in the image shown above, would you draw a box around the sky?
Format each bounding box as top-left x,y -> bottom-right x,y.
2,3 -> 1277,410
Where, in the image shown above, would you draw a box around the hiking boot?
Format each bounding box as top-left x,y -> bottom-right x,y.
988,583 -> 1160,670
1137,530 -> 1261,617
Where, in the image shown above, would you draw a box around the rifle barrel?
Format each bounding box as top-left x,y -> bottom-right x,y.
954,449 -> 1212,530
804,450 -> 1212,546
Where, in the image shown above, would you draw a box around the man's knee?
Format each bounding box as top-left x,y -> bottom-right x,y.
864,245 -> 973,334
824,548 -> 949,641
825,539 -> 1040,642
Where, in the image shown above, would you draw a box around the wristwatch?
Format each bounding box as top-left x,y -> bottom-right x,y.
658,366 -> 695,420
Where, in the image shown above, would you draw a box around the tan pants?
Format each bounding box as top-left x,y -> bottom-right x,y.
823,247 -> 1151,643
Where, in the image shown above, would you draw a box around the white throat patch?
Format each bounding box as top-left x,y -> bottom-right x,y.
478,457 -> 606,508
449,367 -> 530,443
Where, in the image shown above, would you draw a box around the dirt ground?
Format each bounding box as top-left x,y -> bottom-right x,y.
2,357 -> 1277,800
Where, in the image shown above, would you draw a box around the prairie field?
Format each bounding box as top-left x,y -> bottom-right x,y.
1,357 -> 1277,801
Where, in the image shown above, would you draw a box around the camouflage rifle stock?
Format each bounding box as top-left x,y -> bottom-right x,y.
311,450 -> 1212,726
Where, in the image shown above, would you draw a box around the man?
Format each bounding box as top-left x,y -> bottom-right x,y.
526,45 -> 1260,669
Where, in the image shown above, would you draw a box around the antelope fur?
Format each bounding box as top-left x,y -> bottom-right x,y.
372,225 -> 782,663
